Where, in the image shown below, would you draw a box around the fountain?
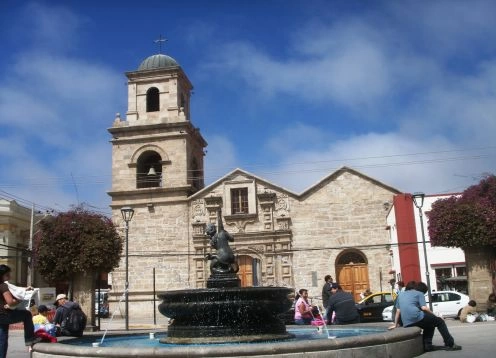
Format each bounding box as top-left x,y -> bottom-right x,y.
157,209 -> 293,344
32,209 -> 423,357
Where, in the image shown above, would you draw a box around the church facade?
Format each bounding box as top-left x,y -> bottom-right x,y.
108,53 -> 400,317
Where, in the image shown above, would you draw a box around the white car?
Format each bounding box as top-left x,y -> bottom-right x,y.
382,290 -> 470,321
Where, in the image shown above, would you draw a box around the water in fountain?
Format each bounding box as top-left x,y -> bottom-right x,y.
98,288 -> 128,346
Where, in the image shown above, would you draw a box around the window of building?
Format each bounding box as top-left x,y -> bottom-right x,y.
146,87 -> 159,112
231,188 -> 248,214
455,266 -> 466,276
190,158 -> 203,190
336,250 -> 367,265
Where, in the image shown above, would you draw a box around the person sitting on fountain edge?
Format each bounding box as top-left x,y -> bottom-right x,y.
389,281 -> 462,352
326,284 -> 360,325
294,289 -> 313,325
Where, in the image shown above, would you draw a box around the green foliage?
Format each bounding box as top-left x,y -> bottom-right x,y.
428,175 -> 496,249
33,207 -> 123,284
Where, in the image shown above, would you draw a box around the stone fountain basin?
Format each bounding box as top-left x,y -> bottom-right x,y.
32,325 -> 423,358
158,286 -> 294,343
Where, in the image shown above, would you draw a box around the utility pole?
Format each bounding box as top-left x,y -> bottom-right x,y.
27,204 -> 35,286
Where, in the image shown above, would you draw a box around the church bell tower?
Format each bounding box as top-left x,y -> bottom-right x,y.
108,53 -> 207,206
107,52 -> 207,316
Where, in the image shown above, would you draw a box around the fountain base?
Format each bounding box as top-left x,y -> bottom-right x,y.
158,286 -> 294,344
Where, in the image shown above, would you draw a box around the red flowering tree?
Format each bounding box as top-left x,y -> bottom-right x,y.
33,207 -> 122,326
428,175 -> 496,305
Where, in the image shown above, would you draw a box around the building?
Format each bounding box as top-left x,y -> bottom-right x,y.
0,198 -> 31,285
108,52 -> 401,317
386,193 -> 467,293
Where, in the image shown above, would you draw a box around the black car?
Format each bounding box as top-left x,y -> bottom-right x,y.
355,292 -> 396,322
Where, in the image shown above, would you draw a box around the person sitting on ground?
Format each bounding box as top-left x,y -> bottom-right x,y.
326,284 -> 360,325
294,289 -> 313,325
459,300 -> 478,323
389,280 -> 462,352
0,264 -> 42,356
487,293 -> 496,316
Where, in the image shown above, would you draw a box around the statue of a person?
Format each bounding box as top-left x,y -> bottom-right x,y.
205,210 -> 238,274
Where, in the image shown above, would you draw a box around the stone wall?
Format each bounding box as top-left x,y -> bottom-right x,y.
290,171 -> 395,299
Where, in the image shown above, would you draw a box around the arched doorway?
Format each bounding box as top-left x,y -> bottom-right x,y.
335,250 -> 369,302
237,255 -> 261,287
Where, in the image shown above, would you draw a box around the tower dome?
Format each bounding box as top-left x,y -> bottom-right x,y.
138,54 -> 179,71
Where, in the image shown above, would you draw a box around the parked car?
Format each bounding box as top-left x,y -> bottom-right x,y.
430,291 -> 470,318
382,290 -> 470,321
356,291 -> 396,322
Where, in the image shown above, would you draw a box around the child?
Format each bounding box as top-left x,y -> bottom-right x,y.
33,305 -> 57,342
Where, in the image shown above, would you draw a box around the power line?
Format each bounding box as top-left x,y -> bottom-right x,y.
0,152 -> 491,189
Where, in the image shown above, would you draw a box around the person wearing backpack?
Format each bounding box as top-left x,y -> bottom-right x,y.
53,294 -> 87,337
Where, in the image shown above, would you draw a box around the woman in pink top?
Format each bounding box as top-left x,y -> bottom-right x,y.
294,289 -> 313,325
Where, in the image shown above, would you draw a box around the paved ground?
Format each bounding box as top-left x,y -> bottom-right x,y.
5,317 -> 496,357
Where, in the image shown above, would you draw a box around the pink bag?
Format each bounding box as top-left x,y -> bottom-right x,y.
311,319 -> 325,326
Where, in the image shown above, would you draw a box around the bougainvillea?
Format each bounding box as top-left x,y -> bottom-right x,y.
33,207 -> 122,283
428,175 -> 496,249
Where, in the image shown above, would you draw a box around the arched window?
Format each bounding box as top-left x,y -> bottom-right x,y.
146,87 -> 159,112
336,250 -> 367,265
137,151 -> 162,188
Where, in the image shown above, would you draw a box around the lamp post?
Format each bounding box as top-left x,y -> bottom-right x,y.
412,192 -> 433,311
120,206 -> 134,330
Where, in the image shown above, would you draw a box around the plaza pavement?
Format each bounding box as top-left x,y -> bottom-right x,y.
5,317 -> 495,357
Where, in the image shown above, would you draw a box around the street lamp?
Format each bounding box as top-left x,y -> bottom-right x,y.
120,206 -> 134,330
412,192 -> 433,311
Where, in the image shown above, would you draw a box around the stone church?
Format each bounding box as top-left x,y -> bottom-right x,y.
108,52 -> 400,317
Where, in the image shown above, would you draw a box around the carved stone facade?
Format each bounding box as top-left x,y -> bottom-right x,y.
108,53 -> 400,318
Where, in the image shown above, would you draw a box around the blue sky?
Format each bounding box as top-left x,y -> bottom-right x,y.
1,0 -> 495,214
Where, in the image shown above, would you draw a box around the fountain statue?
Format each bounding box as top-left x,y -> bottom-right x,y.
204,211 -> 240,288
157,209 -> 294,344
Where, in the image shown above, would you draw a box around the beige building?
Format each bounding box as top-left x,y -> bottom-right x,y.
0,198 -> 31,285
108,53 -> 400,317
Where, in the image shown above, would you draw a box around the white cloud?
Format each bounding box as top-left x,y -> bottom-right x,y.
261,131 -> 492,194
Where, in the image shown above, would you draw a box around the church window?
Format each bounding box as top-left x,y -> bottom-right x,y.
137,151 -> 162,188
190,158 -> 203,190
180,93 -> 185,109
231,188 -> 248,214
336,250 -> 367,265
146,87 -> 160,112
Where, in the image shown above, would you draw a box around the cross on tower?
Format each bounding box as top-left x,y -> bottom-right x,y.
154,35 -> 167,54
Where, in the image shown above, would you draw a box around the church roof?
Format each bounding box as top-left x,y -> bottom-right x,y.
189,166 -> 401,201
138,54 -> 179,71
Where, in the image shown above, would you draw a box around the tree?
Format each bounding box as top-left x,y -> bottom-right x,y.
33,206 -> 123,327
428,175 -> 496,307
